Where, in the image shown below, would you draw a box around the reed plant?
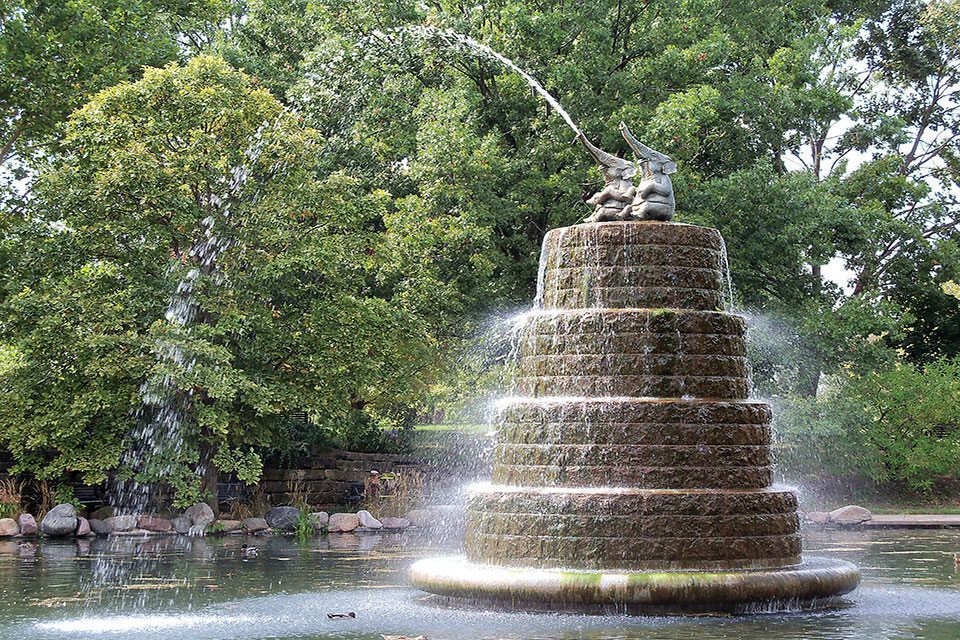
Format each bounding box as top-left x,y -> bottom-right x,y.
0,477 -> 23,519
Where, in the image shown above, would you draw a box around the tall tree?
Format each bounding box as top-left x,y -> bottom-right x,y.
0,56 -> 438,506
224,0 -> 923,398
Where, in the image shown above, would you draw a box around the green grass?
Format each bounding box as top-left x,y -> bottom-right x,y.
803,490 -> 960,514
412,423 -> 489,433
817,501 -> 960,515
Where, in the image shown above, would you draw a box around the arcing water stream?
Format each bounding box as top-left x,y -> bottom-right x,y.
375,26 -> 583,137
120,30 -> 586,510
114,125 -> 273,514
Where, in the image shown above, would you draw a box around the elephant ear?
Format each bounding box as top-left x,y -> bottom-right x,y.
578,133 -> 634,176
619,121 -> 676,174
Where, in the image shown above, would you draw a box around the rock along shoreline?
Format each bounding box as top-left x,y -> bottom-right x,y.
0,502 -> 451,539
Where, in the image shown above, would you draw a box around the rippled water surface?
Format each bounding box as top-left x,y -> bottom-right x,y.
2,528 -> 960,639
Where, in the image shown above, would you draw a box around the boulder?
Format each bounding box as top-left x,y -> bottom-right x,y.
171,516 -> 192,535
0,518 -> 19,536
828,505 -> 872,525
104,515 -> 138,532
216,519 -> 241,533
41,503 -> 78,536
75,517 -> 92,536
379,517 -> 411,530
18,513 -> 38,535
804,511 -> 830,524
89,519 -> 112,535
265,506 -> 301,531
241,517 -> 269,532
327,512 -> 359,533
89,506 -> 116,521
184,502 -> 215,528
309,512 -> 329,529
138,516 -> 172,532
403,509 -> 443,528
356,510 -> 382,529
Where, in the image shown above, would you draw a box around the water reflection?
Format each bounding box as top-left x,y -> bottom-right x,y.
0,528 -> 958,639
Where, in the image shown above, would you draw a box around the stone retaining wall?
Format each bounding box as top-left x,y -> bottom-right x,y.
259,449 -> 423,510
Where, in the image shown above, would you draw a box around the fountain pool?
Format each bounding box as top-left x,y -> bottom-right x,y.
1,528 -> 959,639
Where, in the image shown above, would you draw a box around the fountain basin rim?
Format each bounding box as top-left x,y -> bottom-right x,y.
409,556 -> 860,613
467,482 -> 797,497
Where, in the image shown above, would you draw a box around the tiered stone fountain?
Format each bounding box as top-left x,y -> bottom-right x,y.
411,220 -> 860,613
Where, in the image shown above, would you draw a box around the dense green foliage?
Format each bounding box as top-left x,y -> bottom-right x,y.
0,1 -> 215,201
0,57 -> 438,499
219,0 -> 959,397
776,358 -> 960,493
0,0 -> 957,497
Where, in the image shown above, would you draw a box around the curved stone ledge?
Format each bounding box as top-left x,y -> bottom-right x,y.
542,221 -> 724,252
409,556 -> 860,614
498,421 -> 771,447
494,443 -> 772,469
491,463 -> 772,489
468,511 -> 799,541
518,309 -> 746,336
542,265 -> 723,293
516,374 -> 750,400
521,354 -> 749,378
543,285 -> 724,312
539,223 -> 727,311
520,333 -> 748,359
468,484 -> 799,515
555,244 -> 722,270
466,532 -> 802,571
497,397 -> 772,425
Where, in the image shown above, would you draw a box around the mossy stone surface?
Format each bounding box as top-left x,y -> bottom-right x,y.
414,222 -> 859,610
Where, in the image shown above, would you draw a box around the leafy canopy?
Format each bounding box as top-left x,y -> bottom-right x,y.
0,56 -> 438,494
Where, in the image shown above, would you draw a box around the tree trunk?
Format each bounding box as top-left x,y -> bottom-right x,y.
796,263 -> 824,397
199,436 -> 218,516
795,367 -> 821,398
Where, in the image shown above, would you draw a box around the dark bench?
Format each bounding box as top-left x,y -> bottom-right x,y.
217,482 -> 249,504
72,485 -> 106,508
345,482 -> 365,504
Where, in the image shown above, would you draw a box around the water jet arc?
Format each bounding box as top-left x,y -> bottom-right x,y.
410,221 -> 859,613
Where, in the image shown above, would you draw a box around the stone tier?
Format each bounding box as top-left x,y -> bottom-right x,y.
492,459 -> 772,489
497,397 -> 771,446
517,375 -> 750,400
539,222 -> 725,311
492,400 -> 771,488
466,485 -> 801,571
516,309 -> 749,399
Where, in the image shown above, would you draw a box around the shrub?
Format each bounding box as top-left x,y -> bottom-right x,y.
267,410 -> 414,466
206,521 -> 226,535
775,358 -> 960,494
